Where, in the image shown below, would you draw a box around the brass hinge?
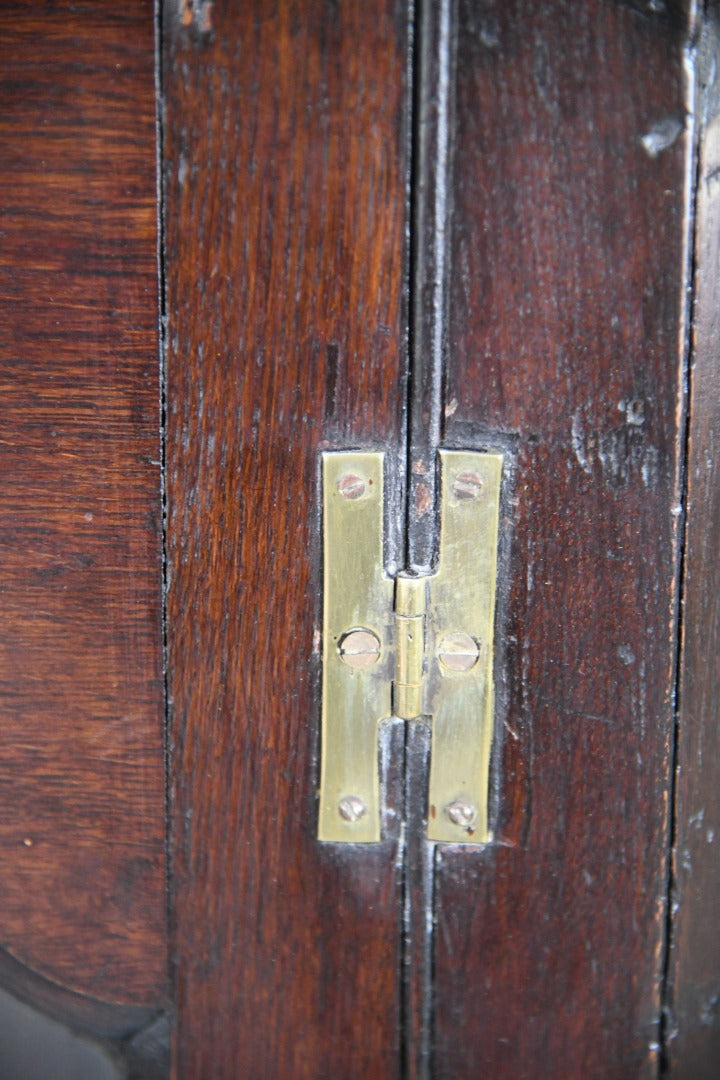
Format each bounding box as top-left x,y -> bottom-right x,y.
318,449 -> 503,844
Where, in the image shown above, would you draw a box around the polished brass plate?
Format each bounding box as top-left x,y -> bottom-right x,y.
319,448 -> 502,845
318,452 -> 393,842
425,450 -> 503,843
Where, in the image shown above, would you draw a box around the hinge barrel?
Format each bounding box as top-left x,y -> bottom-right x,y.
394,574 -> 426,719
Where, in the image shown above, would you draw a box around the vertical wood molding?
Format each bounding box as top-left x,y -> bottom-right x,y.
667,9 -> 720,1075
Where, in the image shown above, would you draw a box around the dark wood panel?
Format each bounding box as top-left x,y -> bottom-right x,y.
0,3 -> 166,1004
667,15 -> 720,1076
434,2 -> 691,1076
162,2 -> 409,1075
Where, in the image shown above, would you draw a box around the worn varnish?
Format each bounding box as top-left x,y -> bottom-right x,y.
667,14 -> 720,1076
0,1 -> 166,1009
162,2 -> 408,1076
433,2 -> 692,1076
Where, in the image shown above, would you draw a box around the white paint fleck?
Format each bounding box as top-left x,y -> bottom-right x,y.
571,411 -> 592,474
504,719 -> 519,742
642,446 -> 660,489
617,644 -> 636,666
622,398 -> 646,426
641,116 -> 683,158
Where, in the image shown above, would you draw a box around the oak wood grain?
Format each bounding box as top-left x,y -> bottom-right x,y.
162,2 -> 409,1075
667,13 -> 720,1075
0,2 -> 166,1005
433,2 -> 691,1076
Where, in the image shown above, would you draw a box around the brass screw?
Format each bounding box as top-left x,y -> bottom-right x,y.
338,795 -> 367,822
438,632 -> 479,672
452,471 -> 483,500
445,800 -> 477,828
338,628 -> 381,669
338,473 -> 366,500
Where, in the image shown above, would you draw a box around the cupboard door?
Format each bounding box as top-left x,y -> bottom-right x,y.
432,2 -> 695,1077
162,3 -> 409,1076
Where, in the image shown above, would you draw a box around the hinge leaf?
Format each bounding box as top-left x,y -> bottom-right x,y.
318,452 -> 392,842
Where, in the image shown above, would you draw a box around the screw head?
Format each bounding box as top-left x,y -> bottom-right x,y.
445,800 -> 477,828
338,628 -> 381,669
438,632 -> 480,672
338,795 -> 367,822
338,473 -> 366,500
452,470 -> 483,500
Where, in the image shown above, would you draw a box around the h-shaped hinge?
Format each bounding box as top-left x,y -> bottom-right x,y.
318,449 -> 503,844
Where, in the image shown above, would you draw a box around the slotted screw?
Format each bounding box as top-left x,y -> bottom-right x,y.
438,632 -> 480,672
338,628 -> 381,669
338,796 -> 367,822
338,473 -> 366,500
452,471 -> 483,500
445,800 -> 477,828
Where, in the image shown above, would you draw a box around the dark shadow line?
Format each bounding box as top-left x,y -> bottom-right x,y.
658,7 -> 707,1074
154,0 -> 175,1044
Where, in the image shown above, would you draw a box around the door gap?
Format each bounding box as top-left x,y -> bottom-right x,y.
400,720 -> 435,1080
154,0 -> 175,1018
401,0 -> 456,1075
405,0 -> 454,574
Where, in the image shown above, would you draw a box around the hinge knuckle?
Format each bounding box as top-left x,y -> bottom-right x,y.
394,574 -> 426,719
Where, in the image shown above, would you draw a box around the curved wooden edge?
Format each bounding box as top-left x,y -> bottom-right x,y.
0,946 -> 165,1041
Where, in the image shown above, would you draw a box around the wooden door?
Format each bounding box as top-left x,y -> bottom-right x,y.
1,2 -> 718,1077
